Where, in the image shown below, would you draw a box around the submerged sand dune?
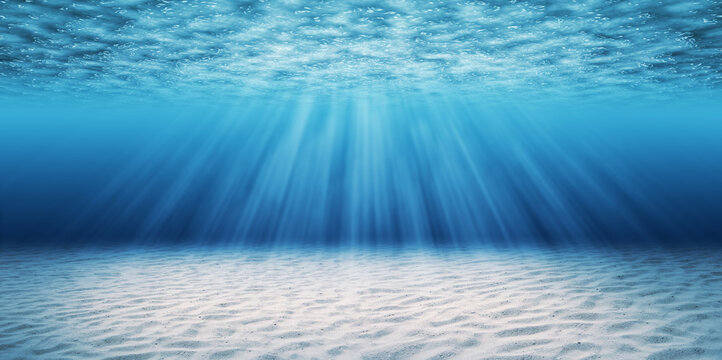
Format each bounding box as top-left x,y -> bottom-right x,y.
1,248 -> 721,359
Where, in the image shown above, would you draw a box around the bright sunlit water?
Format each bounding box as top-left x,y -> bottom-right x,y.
1,0 -> 721,101
2,2 -> 722,360
1,0 -> 721,246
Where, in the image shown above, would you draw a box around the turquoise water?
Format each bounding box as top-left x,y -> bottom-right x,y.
1,0 -> 721,246
1,0 -> 721,102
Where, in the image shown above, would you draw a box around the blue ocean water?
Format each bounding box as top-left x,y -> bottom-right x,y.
1,0 -> 721,247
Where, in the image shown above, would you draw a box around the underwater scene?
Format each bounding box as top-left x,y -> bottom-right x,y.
1,0 -> 722,359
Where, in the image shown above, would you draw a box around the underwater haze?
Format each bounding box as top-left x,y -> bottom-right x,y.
3,2 -> 722,359
1,0 -> 722,247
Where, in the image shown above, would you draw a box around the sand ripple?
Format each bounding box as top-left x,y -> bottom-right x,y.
1,248 -> 721,359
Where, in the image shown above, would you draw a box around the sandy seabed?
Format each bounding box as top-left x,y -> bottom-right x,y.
1,247 -> 721,360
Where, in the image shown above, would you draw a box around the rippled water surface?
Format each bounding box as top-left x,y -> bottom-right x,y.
1,0 -> 721,101
2,4 -> 722,360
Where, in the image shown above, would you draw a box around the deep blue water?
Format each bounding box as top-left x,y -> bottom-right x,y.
1,0 -> 721,247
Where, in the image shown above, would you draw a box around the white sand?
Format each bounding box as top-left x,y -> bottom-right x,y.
1,247 -> 721,359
